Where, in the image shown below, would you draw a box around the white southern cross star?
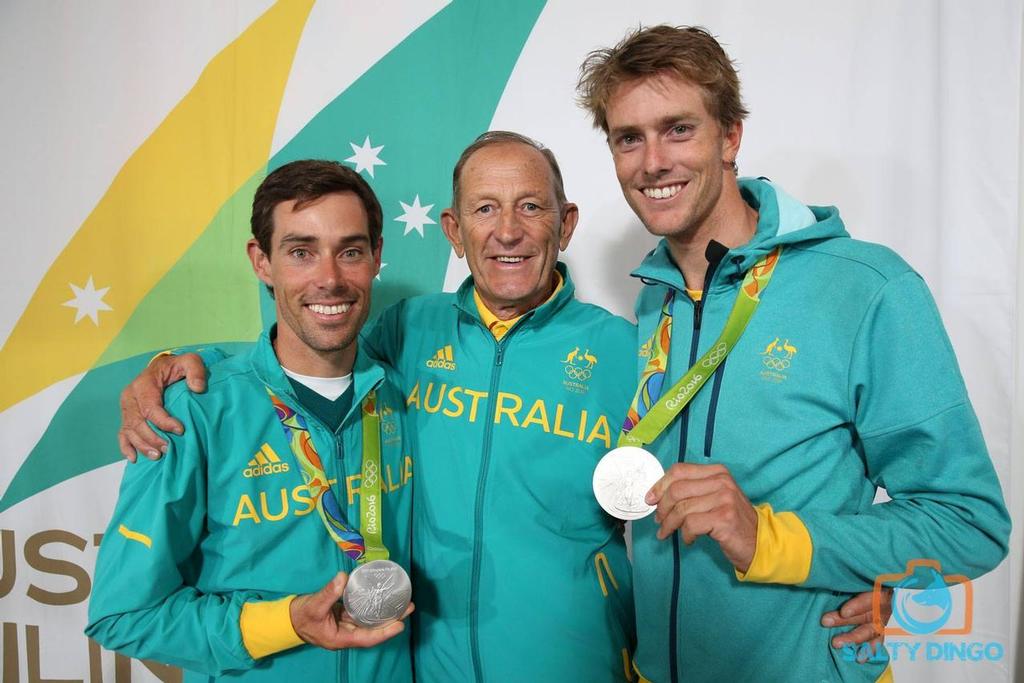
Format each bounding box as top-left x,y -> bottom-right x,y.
395,195 -> 436,237
62,276 -> 113,325
345,136 -> 386,178
375,262 -> 388,281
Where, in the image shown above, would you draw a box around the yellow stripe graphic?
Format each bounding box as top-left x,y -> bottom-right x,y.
247,458 -> 258,467
0,0 -> 315,413
594,552 -> 620,597
254,452 -> 269,466
444,345 -> 453,361
261,444 -> 280,463
118,524 -> 152,549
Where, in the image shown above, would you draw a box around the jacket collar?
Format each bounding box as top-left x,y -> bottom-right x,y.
453,261 -> 576,334
630,178 -> 846,293
249,325 -> 384,427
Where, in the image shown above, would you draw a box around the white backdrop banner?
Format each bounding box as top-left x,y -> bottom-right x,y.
0,1 -> 1020,681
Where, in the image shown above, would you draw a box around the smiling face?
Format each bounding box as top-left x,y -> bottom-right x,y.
605,74 -> 742,245
441,142 -> 578,320
248,191 -> 380,376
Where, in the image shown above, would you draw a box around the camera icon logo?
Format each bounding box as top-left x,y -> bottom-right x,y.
873,559 -> 972,636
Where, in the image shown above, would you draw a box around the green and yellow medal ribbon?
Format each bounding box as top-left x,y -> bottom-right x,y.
267,388 -> 388,563
619,247 -> 782,448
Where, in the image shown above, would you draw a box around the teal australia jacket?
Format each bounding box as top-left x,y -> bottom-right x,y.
628,179 -> 1010,683
86,329 -> 414,682
365,263 -> 638,682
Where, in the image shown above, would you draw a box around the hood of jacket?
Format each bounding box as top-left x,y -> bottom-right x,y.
631,177 -> 849,294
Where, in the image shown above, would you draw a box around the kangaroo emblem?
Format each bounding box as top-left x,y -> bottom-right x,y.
761,337 -> 780,355
562,346 -> 580,364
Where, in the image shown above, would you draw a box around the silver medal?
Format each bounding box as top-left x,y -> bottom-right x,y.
592,446 -> 665,520
342,559 -> 412,629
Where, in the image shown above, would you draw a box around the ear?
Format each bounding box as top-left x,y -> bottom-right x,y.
557,202 -> 579,251
247,239 -> 274,289
440,208 -> 465,258
722,120 -> 743,167
373,236 -> 384,275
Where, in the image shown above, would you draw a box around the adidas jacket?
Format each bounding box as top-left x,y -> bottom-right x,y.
629,179 -> 1010,683
86,329 -> 414,682
364,263 -> 637,682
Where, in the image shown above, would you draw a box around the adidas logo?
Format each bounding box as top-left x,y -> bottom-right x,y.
425,344 -> 456,371
243,443 -> 290,478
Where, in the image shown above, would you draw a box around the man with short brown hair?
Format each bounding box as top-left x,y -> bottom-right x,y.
577,25 -> 1010,683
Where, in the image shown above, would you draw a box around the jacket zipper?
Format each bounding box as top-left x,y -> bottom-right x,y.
333,431 -> 350,678
668,298 -> 702,683
469,339 -> 506,683
669,244 -> 727,683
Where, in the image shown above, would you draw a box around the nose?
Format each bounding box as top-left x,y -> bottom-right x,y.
314,255 -> 345,290
493,207 -> 524,246
643,139 -> 671,178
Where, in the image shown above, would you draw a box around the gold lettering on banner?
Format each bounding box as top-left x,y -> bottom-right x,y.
25,530 -> 90,606
27,624 -> 80,682
0,529 -> 14,598
3,622 -> 18,682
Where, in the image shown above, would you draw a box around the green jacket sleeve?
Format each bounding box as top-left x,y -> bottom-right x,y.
362,301 -> 406,367
796,272 -> 1010,590
85,393 -> 259,674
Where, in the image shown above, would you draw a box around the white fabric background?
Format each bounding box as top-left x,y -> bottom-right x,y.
0,2 -> 1020,680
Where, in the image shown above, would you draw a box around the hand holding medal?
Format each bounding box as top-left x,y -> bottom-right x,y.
290,571 -> 413,649
645,462 -> 759,574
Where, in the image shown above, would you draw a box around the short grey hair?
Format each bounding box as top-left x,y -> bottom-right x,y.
450,131 -> 568,211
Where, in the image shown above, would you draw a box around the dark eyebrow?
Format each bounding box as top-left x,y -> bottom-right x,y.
278,234 -> 317,246
609,113 -> 701,138
278,233 -> 372,248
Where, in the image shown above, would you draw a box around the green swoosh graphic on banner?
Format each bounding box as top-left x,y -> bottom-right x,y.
1,0 -> 547,513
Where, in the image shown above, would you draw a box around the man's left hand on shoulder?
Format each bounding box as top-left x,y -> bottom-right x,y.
646,462 -> 758,572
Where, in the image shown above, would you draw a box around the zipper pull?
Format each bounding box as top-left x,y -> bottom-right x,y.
495,346 -> 504,367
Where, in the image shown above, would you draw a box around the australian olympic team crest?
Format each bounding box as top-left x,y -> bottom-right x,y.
561,345 -> 597,394
379,403 -> 401,446
759,336 -> 798,383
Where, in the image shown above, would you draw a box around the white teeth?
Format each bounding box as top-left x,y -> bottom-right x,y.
496,256 -> 525,263
308,303 -> 351,315
643,184 -> 683,199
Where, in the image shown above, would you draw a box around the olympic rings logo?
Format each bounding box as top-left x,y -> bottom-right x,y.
381,421 -> 398,435
762,357 -> 791,371
363,461 -> 379,487
564,365 -> 593,381
701,342 -> 728,368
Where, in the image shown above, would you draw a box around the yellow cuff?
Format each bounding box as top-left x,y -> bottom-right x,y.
876,664 -> 893,683
735,504 -> 812,585
147,349 -> 175,366
240,596 -> 303,659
